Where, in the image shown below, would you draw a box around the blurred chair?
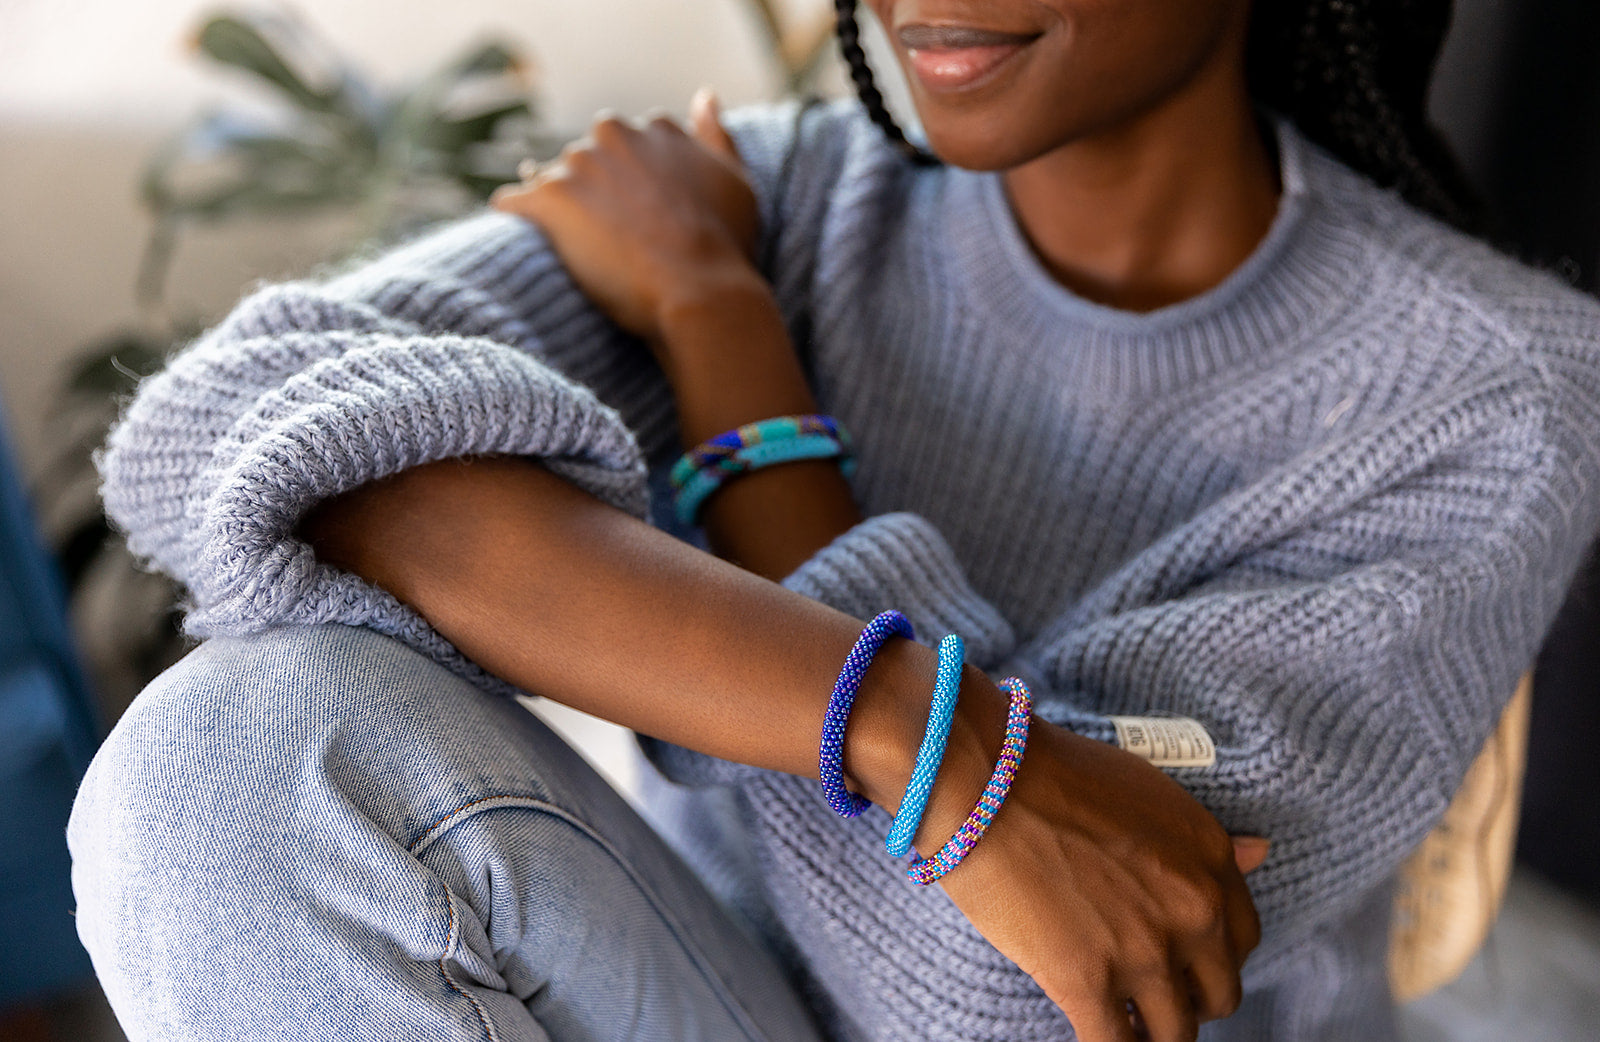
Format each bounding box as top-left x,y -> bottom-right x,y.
1391,674 -> 1534,1000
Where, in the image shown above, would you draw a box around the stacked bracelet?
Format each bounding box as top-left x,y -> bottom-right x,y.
819,610 -> 915,818
671,414 -> 855,526
671,414 -> 846,485
884,633 -> 964,858
906,676 -> 1033,886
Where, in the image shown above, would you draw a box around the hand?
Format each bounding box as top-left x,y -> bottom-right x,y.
882,677 -> 1265,1042
489,88 -> 760,346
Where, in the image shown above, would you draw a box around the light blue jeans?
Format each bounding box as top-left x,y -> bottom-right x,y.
67,624 -> 825,1041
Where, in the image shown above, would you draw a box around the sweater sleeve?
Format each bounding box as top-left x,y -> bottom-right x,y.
99,223 -> 654,690
779,342 -> 1600,953
98,101 -> 859,691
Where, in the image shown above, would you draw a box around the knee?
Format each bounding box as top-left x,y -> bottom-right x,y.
68,624 -> 618,922
66,622 -> 599,1040
69,624 -> 581,865
66,624 -> 556,1031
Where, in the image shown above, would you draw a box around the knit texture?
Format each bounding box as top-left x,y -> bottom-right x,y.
100,99 -> 1600,1041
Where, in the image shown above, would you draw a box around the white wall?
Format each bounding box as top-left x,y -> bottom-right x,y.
0,0 -> 812,130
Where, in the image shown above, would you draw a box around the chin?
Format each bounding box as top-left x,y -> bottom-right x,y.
918,110 -> 1068,173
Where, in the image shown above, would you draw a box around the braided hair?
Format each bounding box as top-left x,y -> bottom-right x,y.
832,0 -> 1483,230
833,0 -> 939,165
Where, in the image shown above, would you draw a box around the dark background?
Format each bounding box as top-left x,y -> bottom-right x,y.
1430,0 -> 1600,903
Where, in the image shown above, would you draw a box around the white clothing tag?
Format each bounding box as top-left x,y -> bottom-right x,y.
1108,716 -> 1217,768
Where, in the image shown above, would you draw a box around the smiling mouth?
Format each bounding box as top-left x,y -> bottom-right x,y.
895,23 -> 1043,93
897,25 -> 1041,50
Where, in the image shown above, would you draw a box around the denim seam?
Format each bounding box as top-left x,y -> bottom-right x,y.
410,794 -> 537,856
409,792 -> 782,1042
440,888 -> 499,1042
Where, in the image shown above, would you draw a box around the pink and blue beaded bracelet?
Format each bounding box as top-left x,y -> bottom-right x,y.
906,676 -> 1033,886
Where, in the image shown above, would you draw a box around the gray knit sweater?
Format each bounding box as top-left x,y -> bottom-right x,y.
101,99 -> 1600,1040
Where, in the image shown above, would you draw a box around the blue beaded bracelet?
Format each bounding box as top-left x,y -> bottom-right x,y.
884,633 -> 964,858
673,433 -> 855,526
820,610 -> 915,818
670,414 -> 847,490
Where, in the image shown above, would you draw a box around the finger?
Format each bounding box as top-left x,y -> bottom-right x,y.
489,181 -> 528,212
1222,872 -> 1263,968
1231,836 -> 1270,874
689,86 -> 742,165
1184,955 -> 1244,1023
1128,1003 -> 1152,1041
590,113 -> 631,149
517,157 -> 542,183
1131,971 -> 1199,1042
494,155 -> 567,200
490,168 -> 571,224
1065,996 -> 1141,1042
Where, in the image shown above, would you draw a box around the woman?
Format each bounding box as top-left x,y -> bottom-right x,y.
69,1 -> 1600,1040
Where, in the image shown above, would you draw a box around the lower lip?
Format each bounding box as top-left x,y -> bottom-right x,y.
906,43 -> 1031,93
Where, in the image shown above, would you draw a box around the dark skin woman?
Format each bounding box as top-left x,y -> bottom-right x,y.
305,1 -> 1478,1039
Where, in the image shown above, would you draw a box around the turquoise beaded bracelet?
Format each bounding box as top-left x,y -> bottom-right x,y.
670,414 -> 847,490
671,416 -> 856,526
884,633 -> 964,858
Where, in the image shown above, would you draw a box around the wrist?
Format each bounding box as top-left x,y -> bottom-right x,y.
653,258 -> 773,358
846,643 -> 1012,839
842,636 -> 934,809
908,665 -> 1013,855
660,275 -> 821,447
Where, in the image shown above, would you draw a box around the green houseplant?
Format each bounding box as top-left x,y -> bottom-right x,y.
42,1 -> 844,706
41,6 -> 547,704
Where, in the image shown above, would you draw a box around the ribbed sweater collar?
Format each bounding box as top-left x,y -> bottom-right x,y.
941,119 -> 1369,391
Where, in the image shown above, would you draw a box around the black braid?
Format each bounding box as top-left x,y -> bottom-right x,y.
834,0 -> 1483,231
1249,0 -> 1484,232
834,0 -> 938,165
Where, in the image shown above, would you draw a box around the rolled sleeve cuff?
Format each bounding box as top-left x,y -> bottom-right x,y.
174,332 -> 646,688
780,511 -> 1015,668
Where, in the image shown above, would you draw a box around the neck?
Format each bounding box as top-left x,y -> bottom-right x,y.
1002,59 -> 1279,313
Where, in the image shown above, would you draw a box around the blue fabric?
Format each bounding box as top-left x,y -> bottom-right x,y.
0,394 -> 98,1005
68,623 -> 824,1041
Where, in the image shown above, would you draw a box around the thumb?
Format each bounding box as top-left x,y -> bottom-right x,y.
1231,836 -> 1271,874
690,86 -> 742,166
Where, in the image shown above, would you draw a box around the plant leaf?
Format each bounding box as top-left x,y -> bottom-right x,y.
143,111 -> 370,223
193,11 -> 362,120
417,100 -> 532,155
386,40 -> 533,156
62,332 -> 173,395
438,40 -> 527,83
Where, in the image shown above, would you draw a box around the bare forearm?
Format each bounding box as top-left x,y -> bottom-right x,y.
300,455 -> 1004,829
